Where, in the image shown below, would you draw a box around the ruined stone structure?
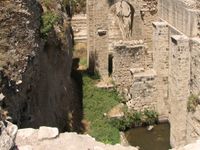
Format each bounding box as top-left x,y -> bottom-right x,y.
87,0 -> 200,148
72,14 -> 87,43
87,0 -> 158,111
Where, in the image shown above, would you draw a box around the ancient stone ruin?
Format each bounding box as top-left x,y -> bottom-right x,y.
1,0 -> 200,149
87,0 -> 200,148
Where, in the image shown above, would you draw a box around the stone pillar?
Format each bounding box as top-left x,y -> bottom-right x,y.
152,21 -> 169,117
169,35 -> 190,147
87,0 -> 96,73
94,0 -> 109,78
186,38 -> 200,144
87,0 -> 109,78
190,38 -> 200,94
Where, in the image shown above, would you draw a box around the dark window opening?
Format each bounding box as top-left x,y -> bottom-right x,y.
108,54 -> 113,76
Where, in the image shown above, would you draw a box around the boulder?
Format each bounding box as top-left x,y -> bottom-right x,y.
0,121 -> 18,150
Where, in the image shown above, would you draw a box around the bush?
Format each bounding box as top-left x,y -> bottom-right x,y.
143,109 -> 158,125
132,111 -> 143,126
108,109 -> 158,131
108,113 -> 134,131
40,11 -> 59,37
187,94 -> 199,112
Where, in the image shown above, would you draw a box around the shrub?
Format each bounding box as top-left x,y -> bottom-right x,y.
143,109 -> 158,125
40,11 -> 59,37
132,111 -> 143,126
187,94 -> 199,112
108,109 -> 158,131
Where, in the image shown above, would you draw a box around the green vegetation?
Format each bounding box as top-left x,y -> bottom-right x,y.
79,57 -> 87,67
83,74 -> 121,144
143,109 -> 159,125
187,94 -> 200,112
40,11 -> 59,37
83,72 -> 159,143
108,109 -> 158,131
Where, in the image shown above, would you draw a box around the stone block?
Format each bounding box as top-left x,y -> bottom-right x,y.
38,127 -> 59,141
17,128 -> 36,139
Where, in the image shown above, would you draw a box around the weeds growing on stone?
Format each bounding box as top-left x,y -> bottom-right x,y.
40,11 -> 59,37
143,109 -> 158,125
108,109 -> 158,131
187,94 -> 200,112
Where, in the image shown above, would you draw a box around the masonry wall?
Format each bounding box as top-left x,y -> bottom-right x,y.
72,14 -> 87,43
111,40 -> 157,111
169,35 -> 190,147
158,0 -> 199,37
152,22 -> 169,116
87,0 -> 158,78
190,38 -> 200,94
186,38 -> 200,144
152,0 -> 200,147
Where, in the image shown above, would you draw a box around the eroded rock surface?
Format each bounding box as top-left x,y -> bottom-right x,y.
0,0 -> 83,132
0,121 -> 18,150
15,127 -> 138,150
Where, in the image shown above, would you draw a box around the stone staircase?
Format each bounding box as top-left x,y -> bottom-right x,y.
71,14 -> 87,43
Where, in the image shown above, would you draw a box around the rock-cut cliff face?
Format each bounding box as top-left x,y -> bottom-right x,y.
0,0 -> 83,132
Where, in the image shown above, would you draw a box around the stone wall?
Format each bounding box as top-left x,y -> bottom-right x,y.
71,14 -> 87,43
169,35 -> 190,147
87,0 -> 158,77
87,0 -> 200,148
87,0 -> 159,111
190,38 -> 200,95
152,22 -> 169,116
159,0 -> 199,37
186,38 -> 200,144
111,40 -> 156,110
152,0 -> 200,147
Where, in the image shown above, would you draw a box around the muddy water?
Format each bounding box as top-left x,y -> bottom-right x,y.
125,123 -> 170,150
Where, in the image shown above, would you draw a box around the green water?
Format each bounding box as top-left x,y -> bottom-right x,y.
125,123 -> 171,150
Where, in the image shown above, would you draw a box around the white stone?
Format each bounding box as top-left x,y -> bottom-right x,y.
16,80 -> 22,85
147,125 -> 154,131
38,127 -> 59,141
18,145 -> 33,150
17,128 -> 36,139
0,93 -> 5,101
0,122 -> 18,150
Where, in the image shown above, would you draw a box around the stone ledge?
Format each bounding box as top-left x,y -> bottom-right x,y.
15,126 -> 138,150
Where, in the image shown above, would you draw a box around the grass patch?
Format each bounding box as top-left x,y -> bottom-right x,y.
79,57 -> 87,67
83,73 -> 121,144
